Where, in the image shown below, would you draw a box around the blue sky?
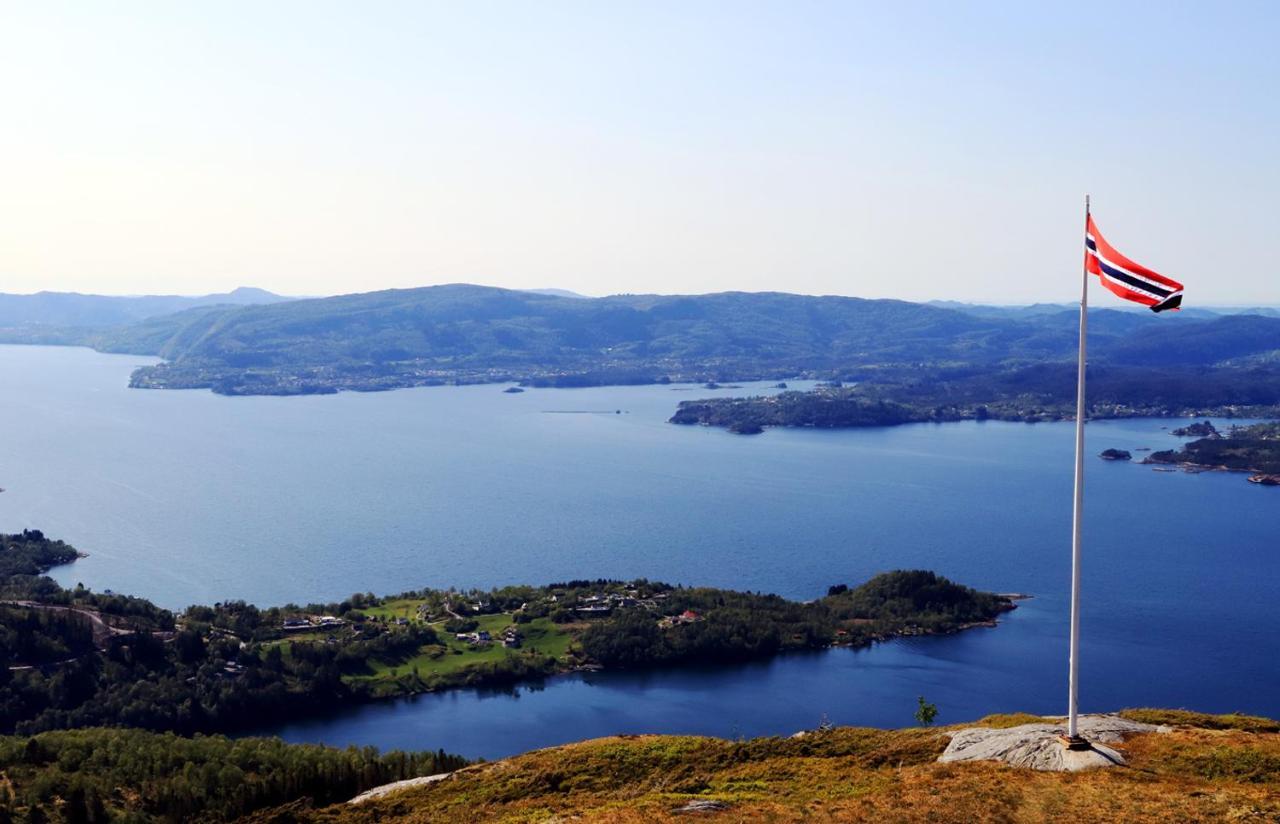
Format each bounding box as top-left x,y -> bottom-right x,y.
2,1 -> 1277,303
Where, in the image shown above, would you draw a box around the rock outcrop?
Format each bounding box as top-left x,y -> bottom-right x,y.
349,772 -> 454,804
938,714 -> 1169,771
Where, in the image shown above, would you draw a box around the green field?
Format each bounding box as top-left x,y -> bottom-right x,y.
359,598 -> 430,623
345,613 -> 576,692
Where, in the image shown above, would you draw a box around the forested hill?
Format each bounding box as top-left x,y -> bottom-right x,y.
16,283 -> 1277,395
111,285 -> 1057,365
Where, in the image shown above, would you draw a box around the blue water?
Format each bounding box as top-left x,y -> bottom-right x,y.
0,344 -> 1276,759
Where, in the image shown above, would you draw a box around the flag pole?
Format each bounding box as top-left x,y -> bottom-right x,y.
1067,194 -> 1090,745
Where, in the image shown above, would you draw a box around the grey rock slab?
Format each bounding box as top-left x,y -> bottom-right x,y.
674,798 -> 731,814
348,771 -> 453,804
938,714 -> 1169,772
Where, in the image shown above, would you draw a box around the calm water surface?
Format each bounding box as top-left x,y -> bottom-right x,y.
0,345 -> 1275,758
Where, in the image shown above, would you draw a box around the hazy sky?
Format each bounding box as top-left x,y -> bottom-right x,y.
3,1 -> 1277,303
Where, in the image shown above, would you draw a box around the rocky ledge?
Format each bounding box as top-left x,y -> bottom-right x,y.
939,714 -> 1169,771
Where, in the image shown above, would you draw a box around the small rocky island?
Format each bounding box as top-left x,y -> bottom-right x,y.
503,386 -> 525,394
1099,449 -> 1132,461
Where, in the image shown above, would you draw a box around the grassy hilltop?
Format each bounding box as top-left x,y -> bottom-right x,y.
0,710 -> 1274,821
252,710 -> 1280,823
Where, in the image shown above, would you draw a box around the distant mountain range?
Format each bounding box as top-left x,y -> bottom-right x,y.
522,288 -> 590,299
0,286 -> 288,329
1,283 -> 1278,396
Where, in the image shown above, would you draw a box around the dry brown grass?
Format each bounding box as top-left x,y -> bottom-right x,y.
1119,707 -> 1280,734
247,714 -> 1280,824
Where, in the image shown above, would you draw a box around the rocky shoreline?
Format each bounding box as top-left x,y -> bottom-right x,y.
1143,421 -> 1280,485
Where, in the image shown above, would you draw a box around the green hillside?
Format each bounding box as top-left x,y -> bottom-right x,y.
5,283 -> 1280,398
60,283 -> 1280,396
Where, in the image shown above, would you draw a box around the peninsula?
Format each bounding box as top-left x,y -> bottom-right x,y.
1146,421 -> 1280,484
669,375 -> 1280,434
0,531 -> 1013,737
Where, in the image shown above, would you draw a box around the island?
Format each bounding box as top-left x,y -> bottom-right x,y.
1145,422 -> 1280,484
669,366 -> 1280,434
0,531 -> 1015,739
1099,449 -> 1132,461
1171,420 -> 1220,438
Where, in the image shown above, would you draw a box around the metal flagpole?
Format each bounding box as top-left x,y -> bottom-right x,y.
1067,194 -> 1090,744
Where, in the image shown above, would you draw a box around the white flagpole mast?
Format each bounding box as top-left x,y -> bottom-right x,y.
1067,194 -> 1090,743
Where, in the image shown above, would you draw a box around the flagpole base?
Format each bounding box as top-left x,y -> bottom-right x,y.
1058,735 -> 1091,751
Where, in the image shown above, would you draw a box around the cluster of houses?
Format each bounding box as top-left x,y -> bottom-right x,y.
658,609 -> 702,629
454,625 -> 524,648
569,588 -> 662,618
281,615 -> 346,633
375,585 -> 699,642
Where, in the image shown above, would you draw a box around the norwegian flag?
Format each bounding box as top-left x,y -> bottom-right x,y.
1085,215 -> 1183,312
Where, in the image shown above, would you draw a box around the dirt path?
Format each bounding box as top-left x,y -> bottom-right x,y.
0,600 -> 133,650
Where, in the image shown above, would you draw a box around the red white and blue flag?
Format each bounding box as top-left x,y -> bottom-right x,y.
1085,215 -> 1183,312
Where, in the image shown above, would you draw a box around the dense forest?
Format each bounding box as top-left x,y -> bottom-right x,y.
580,571 -> 1011,669
0,727 -> 465,822
0,607 -> 95,668
0,584 -> 431,735
0,530 -> 80,577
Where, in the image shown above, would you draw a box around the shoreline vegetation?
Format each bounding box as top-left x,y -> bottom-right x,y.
668,377 -> 1280,433
1145,421 -> 1280,484
0,531 -> 1015,740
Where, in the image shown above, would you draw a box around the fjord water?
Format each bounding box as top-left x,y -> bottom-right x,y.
1,345 -> 1276,758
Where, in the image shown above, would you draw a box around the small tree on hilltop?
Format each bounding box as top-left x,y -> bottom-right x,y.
914,695 -> 938,727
